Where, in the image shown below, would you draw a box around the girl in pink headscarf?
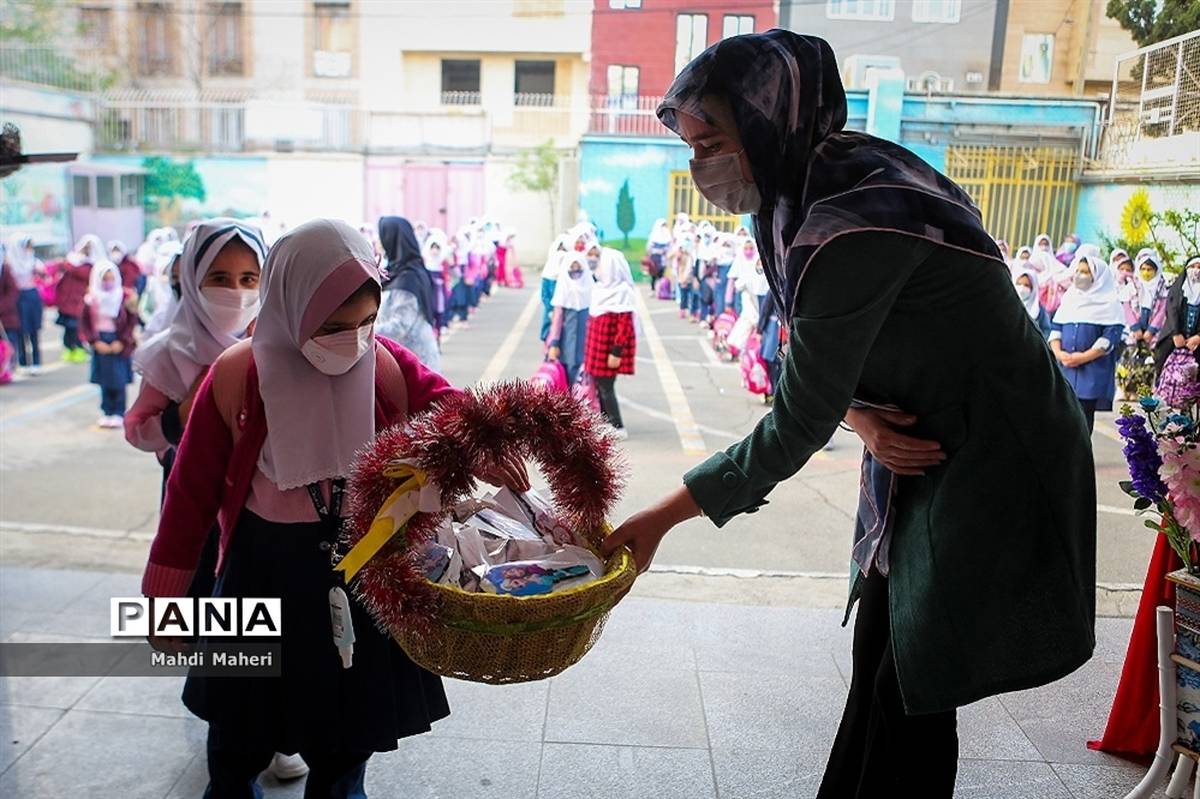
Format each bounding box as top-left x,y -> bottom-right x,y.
141,219 -> 528,798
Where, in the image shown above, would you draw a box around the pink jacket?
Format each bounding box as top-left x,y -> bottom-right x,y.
141,336 -> 461,597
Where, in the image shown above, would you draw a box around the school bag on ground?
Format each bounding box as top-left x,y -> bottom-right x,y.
530,359 -> 569,394
572,371 -> 601,413
740,332 -> 771,396
1155,348 -> 1200,408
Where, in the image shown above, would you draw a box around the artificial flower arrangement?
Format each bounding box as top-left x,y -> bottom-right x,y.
1117,396 -> 1200,574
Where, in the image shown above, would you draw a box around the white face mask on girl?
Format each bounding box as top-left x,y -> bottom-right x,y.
301,324 -> 374,376
200,287 -> 260,335
689,151 -> 761,215
1016,284 -> 1033,301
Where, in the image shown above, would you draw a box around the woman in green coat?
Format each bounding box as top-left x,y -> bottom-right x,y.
601,31 -> 1096,797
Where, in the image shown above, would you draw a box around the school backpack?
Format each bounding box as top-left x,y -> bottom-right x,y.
1156,348 -> 1200,409
711,309 -> 737,353
656,275 -> 674,301
1039,277 -> 1065,315
530,359 -> 569,394
572,371 -> 601,413
740,332 -> 771,396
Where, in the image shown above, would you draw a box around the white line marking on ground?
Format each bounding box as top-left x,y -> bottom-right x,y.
633,290 -> 707,456
698,337 -> 723,366
0,382 -> 94,425
477,290 -> 541,385
617,393 -> 743,441
0,520 -> 151,539
634,356 -> 737,371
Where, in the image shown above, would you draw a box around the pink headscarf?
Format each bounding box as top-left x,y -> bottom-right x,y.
252,219 -> 381,490
133,219 -> 267,401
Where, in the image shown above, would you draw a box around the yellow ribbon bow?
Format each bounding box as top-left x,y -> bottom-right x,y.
333,463 -> 441,583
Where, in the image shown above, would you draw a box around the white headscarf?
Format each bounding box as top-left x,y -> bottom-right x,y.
649,219 -> 672,246
1076,242 -> 1101,261
1052,255 -> 1124,326
1108,248 -> 1130,269
85,260 -> 124,318
253,219 -> 381,490
4,234 -> 37,284
590,248 -> 637,317
133,219 -> 267,402
421,231 -> 447,273
1184,256 -> 1200,306
1012,267 -> 1041,321
142,241 -> 184,337
550,252 -> 594,311
541,234 -> 570,280
1135,248 -> 1165,310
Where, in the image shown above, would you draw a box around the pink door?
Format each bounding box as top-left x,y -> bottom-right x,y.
443,163 -> 484,235
364,160 -> 405,223
401,164 -> 452,232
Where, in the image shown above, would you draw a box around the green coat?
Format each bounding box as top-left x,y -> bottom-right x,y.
684,232 -> 1096,715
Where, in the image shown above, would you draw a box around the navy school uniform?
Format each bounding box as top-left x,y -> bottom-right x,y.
1050,321 -> 1124,409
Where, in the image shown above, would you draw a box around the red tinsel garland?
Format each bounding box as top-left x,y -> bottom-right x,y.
341,380 -> 627,637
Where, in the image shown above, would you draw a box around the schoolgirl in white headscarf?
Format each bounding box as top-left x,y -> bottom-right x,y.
584,247 -> 638,435
540,233 -> 570,341
1131,248 -> 1168,342
547,251 -> 594,385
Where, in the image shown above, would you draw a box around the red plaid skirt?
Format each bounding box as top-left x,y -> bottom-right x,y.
584,311 -> 636,377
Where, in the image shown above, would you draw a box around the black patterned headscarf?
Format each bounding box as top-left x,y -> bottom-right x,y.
658,30 -> 1002,318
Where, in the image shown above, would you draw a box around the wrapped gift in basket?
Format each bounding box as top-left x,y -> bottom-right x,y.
336,380 -> 636,684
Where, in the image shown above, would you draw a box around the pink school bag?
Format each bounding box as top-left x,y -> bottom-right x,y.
572,371 -> 601,413
711,309 -> 737,352
740,332 -> 771,396
530,360 -> 569,394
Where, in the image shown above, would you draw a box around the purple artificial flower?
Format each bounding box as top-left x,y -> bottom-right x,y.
1117,413 -> 1167,502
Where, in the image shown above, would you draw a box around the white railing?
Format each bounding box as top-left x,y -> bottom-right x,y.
0,44 -> 112,94
587,94 -> 670,137
1098,28 -> 1200,170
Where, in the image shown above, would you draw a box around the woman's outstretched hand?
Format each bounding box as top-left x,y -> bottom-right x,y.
476,451 -> 532,493
845,407 -> 945,477
601,485 -> 701,573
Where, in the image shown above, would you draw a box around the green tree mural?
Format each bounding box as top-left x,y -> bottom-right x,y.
143,157 -> 206,230
616,179 -> 636,248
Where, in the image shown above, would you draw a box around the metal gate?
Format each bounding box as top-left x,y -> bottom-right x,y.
944,145 -> 1080,248
668,170 -> 743,231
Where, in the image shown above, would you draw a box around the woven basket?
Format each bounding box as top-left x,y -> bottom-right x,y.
389,528 -> 635,684
343,381 -> 635,684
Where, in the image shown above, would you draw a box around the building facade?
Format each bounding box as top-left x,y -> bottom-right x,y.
589,0 -> 778,99
781,0 -> 1002,93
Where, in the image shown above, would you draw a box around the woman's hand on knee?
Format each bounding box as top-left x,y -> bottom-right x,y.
845,407 -> 945,477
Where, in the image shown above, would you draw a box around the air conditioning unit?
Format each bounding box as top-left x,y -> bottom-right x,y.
842,54 -> 903,89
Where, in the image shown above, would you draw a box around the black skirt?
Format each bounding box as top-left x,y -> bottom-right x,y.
182,510 -> 451,754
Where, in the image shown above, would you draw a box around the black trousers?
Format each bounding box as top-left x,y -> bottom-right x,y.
816,571 -> 958,798
1078,398 -> 1097,433
203,724 -> 370,799
595,375 -> 623,429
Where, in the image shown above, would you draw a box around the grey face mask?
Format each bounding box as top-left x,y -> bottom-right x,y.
689,151 -> 761,215
1073,273 -> 1094,291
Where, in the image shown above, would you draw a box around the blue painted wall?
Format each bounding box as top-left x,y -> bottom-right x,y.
1075,180 -> 1200,249
580,92 -> 1102,243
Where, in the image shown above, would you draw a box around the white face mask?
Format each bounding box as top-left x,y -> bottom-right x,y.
199,287 -> 260,335
1073,273 -> 1094,291
301,324 -> 374,376
689,151 -> 761,214
1016,284 -> 1033,301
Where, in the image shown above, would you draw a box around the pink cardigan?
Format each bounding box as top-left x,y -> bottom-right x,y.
141,336 -> 460,597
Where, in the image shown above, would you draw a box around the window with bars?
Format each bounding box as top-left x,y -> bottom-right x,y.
137,3 -> 175,76
515,60 -> 555,96
208,2 -> 245,76
78,6 -> 112,47
911,0 -> 961,23
96,176 -> 116,209
675,14 -> 708,76
314,0 -> 353,78
120,175 -> 145,207
441,59 -> 481,105
722,15 -> 753,39
826,0 -> 894,21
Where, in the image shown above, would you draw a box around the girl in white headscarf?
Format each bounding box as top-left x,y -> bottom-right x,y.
128,219 -> 266,467
727,240 -> 769,354
1012,266 -> 1050,338
5,233 -> 45,373
1131,248 -> 1168,344
1050,254 -> 1126,431
1152,255 -> 1200,404
80,259 -> 136,428
138,241 -> 184,338
646,219 -> 672,293
584,246 -> 638,436
547,251 -> 594,385
141,219 -> 528,798
540,233 -> 570,341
